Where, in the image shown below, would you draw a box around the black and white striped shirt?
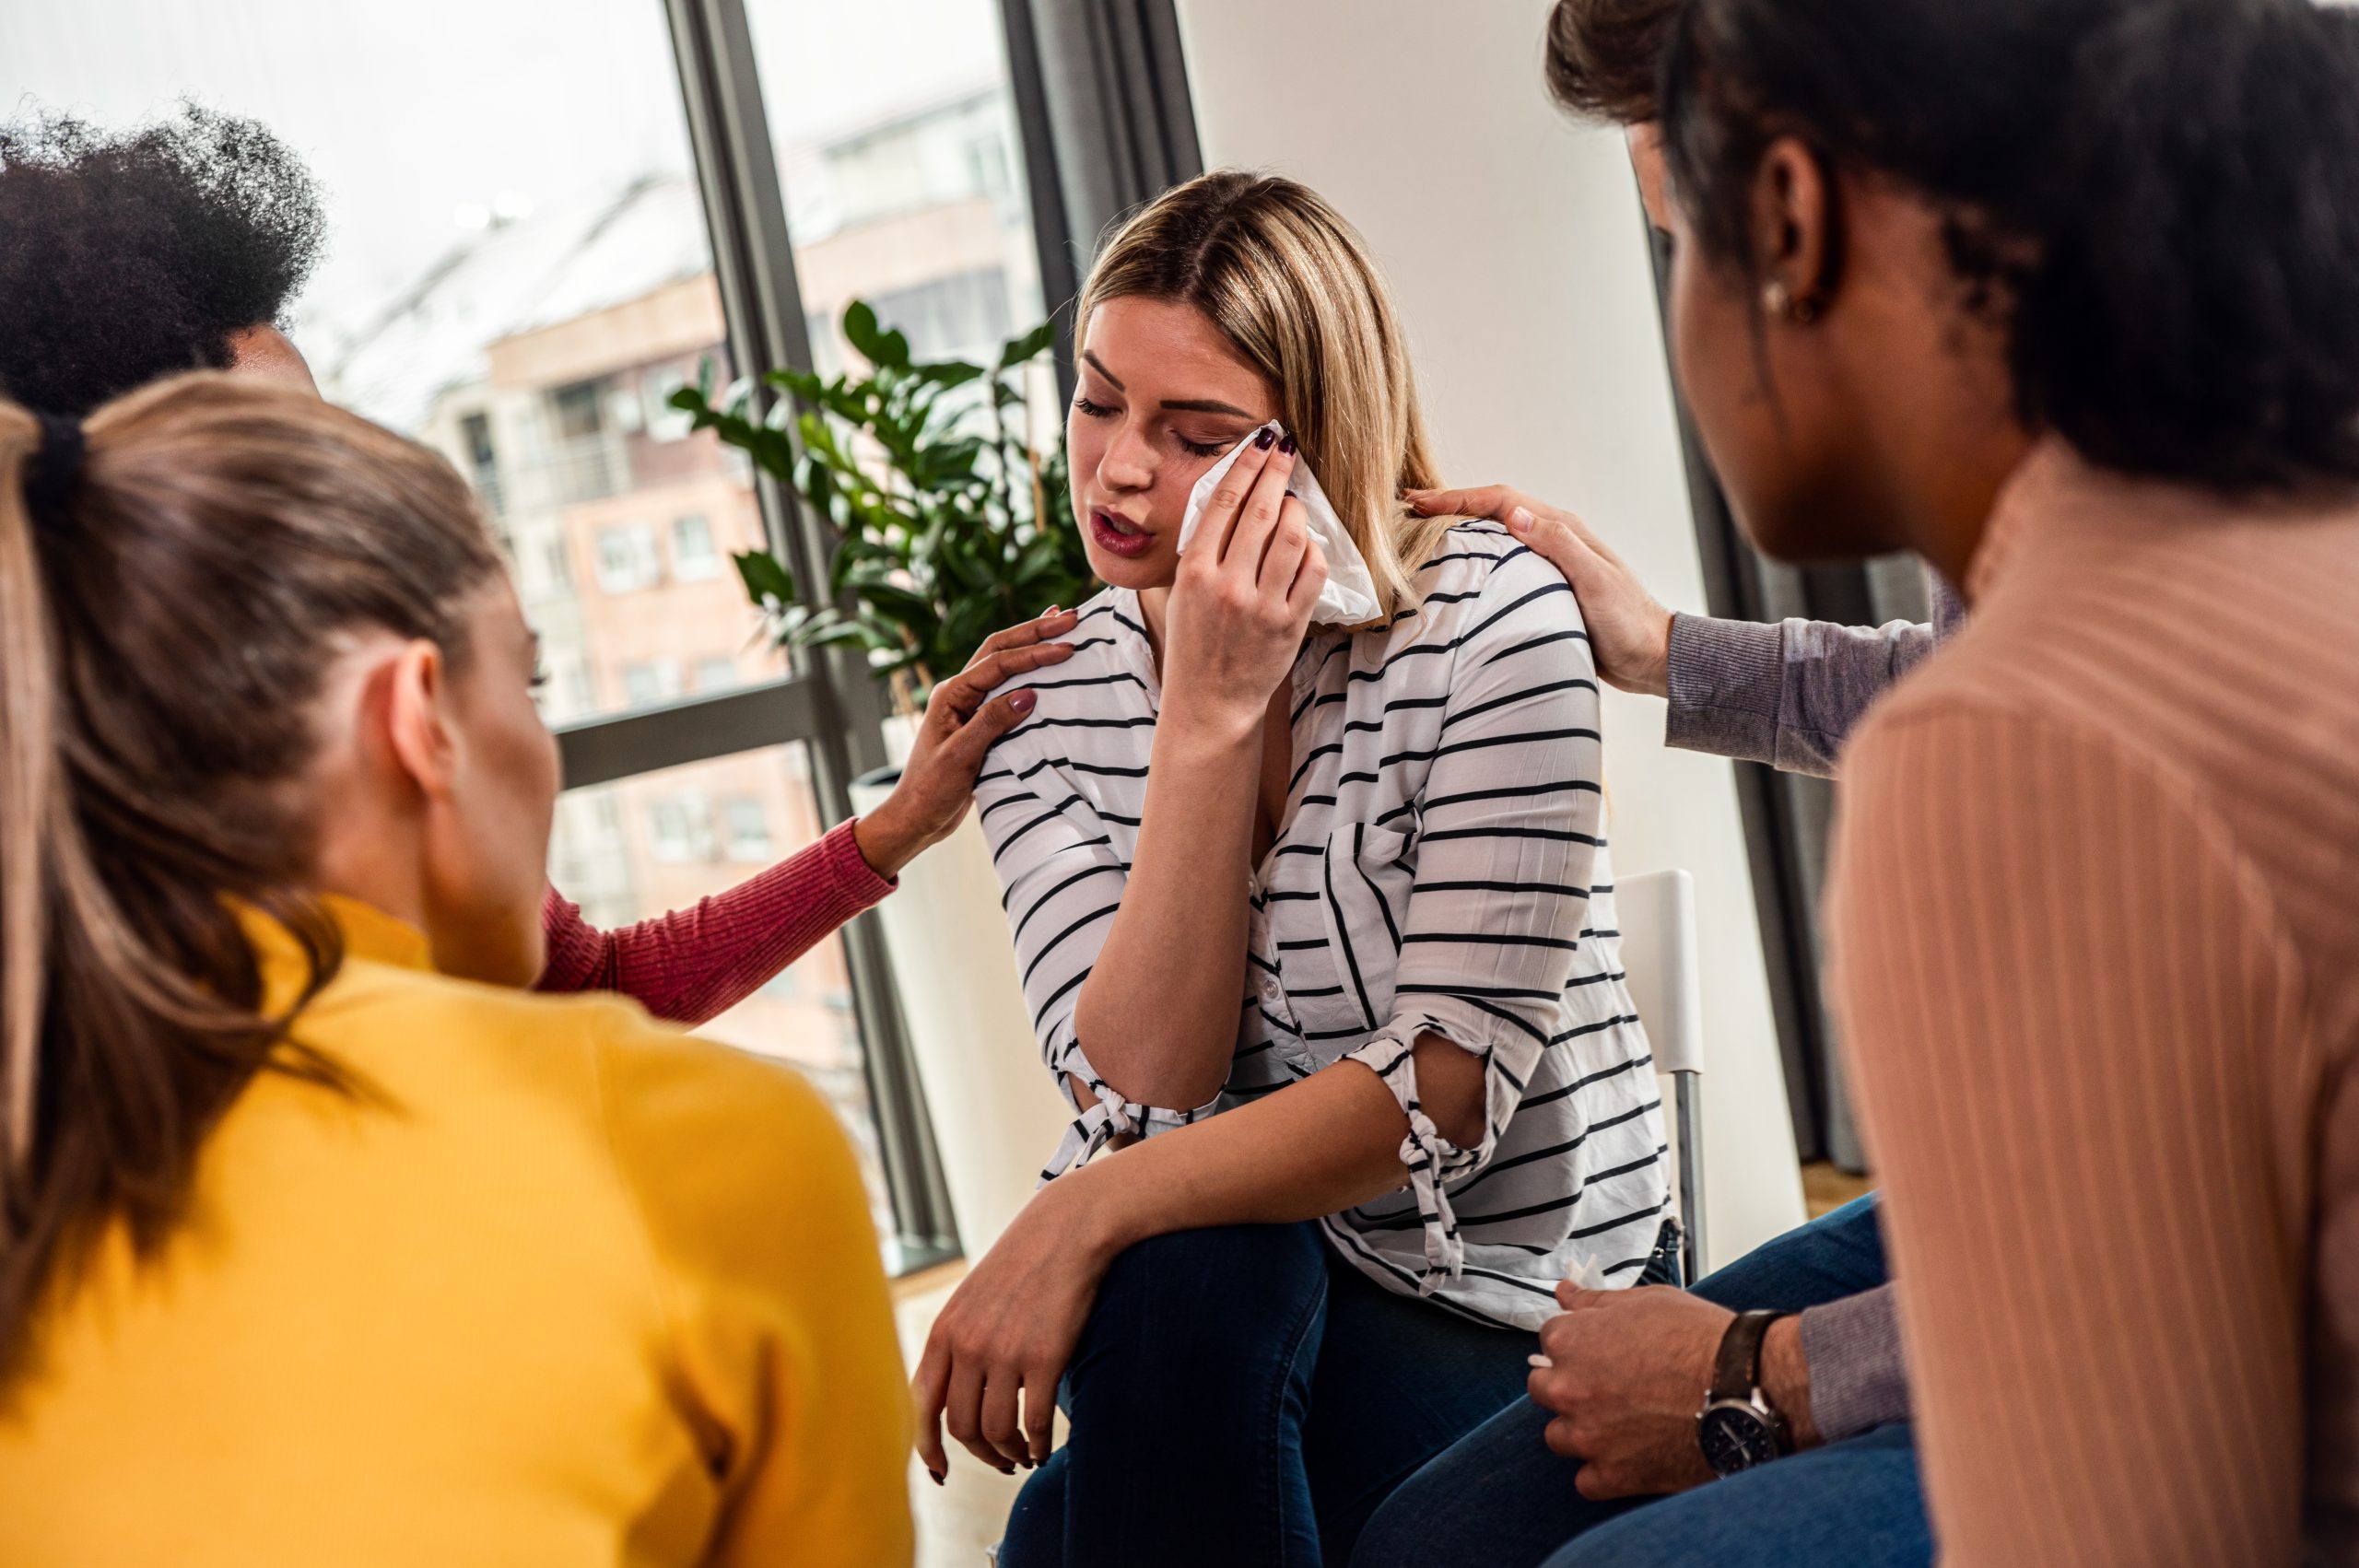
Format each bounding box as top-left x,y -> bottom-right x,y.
976,524 -> 1669,1328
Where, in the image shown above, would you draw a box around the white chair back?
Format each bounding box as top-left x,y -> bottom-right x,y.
1613,868 -> 1708,1280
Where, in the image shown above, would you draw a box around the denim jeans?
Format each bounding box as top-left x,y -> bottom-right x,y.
1349,1196 -> 1932,1568
996,1222 -> 1537,1568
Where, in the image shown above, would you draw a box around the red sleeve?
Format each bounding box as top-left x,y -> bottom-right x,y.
536,817 -> 896,1025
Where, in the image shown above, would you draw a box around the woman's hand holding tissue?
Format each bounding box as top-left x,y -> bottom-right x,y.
1161,427 -> 1328,744
1406,483 -> 1675,698
1528,1285 -> 1820,1500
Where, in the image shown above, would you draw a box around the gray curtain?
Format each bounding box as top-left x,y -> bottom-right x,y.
998,0 -> 1203,397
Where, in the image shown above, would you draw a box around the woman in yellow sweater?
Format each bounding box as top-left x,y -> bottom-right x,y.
0,376 -> 914,1566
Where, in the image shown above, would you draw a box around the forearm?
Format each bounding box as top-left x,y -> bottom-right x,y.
1057,1036 -> 1483,1256
535,819 -> 891,1024
1663,613 -> 1938,778
1794,1284 -> 1909,1440
1071,721 -> 1258,1106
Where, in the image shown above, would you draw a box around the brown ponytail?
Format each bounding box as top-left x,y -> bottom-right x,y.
0,373 -> 501,1375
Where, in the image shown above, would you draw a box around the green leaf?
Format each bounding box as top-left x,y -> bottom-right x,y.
841,300 -> 887,364
997,320 -> 1057,370
734,549 -> 798,610
918,359 -> 985,390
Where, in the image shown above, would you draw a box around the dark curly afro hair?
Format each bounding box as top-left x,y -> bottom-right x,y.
0,102 -> 326,416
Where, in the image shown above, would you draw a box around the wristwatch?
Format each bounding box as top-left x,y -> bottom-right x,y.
1696,1310 -> 1792,1476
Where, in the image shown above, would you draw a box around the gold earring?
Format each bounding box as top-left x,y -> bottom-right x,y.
1762,280 -> 1821,325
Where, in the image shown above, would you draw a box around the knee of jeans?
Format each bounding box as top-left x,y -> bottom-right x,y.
1068,1223 -> 1327,1407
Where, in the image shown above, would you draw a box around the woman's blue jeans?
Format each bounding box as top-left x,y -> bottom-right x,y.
996,1221 -> 1536,1568
1349,1196 -> 1931,1568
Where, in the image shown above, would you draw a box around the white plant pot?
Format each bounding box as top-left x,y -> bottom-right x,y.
852,760 -> 1071,1259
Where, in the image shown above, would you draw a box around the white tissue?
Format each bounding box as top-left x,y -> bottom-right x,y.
1177,422 -> 1381,626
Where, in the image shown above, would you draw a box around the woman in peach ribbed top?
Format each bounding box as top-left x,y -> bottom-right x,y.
1652,1 -> 2359,1563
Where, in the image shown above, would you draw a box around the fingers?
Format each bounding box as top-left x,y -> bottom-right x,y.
1023,1365 -> 1059,1467
911,1342 -> 952,1481
1573,1462 -> 1620,1503
1202,427 -> 1278,559
1403,484 -> 1533,522
943,1357 -> 1012,1475
1285,534 -> 1329,621
932,637 -> 1074,722
943,687 -> 1039,774
980,1370 -> 1028,1469
1555,1281 -> 1614,1311
963,605 -> 1082,668
1215,432 -> 1297,575
1258,495 -> 1312,597
1506,504 -> 1631,586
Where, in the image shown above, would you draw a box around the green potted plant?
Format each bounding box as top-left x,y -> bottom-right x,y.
670,300 -> 1096,716
668,302 -> 1094,1255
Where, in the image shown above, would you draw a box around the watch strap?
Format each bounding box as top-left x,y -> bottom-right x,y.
1709,1310 -> 1786,1404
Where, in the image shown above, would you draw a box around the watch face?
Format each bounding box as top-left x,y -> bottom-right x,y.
1697,1402 -> 1782,1475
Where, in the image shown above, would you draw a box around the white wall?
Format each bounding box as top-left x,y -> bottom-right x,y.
1172,0 -> 1806,1260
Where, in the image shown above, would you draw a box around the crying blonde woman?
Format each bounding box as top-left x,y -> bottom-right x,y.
911,170 -> 1674,1565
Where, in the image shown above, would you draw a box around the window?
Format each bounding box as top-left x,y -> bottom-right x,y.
643,368 -> 696,442
619,659 -> 683,708
538,535 -> 574,595
646,790 -> 714,863
594,523 -> 663,594
552,380 -> 605,440
1,0 -> 1067,1268
671,513 -> 722,581
722,798 -> 773,862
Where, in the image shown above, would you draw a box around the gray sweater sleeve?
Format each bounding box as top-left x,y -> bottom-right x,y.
1661,580 -> 1966,778
1797,1284 -> 1911,1440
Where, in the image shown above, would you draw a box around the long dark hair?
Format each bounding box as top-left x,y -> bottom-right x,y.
0,374 -> 501,1375
1661,0 -> 2359,492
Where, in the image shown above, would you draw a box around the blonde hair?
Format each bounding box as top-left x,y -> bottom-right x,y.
1077,170 -> 1454,622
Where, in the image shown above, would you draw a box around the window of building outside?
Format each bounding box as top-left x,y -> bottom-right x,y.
620,658 -> 684,708
1,0 -> 1053,1258
595,521 -> 665,594
723,797 -> 774,862
671,512 -> 722,581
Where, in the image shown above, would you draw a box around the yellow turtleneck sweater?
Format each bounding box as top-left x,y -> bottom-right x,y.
0,896 -> 912,1566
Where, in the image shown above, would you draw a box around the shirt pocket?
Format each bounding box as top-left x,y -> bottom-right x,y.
1278,823 -> 1416,1053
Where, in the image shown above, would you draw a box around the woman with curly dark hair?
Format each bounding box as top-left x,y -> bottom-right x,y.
0,103 -> 1064,1028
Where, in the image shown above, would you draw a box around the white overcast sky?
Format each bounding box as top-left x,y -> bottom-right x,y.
0,0 -> 1009,337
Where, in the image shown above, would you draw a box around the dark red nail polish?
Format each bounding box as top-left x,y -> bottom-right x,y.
1278,434 -> 1297,455
929,1469 -> 945,1486
1254,427 -> 1277,450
